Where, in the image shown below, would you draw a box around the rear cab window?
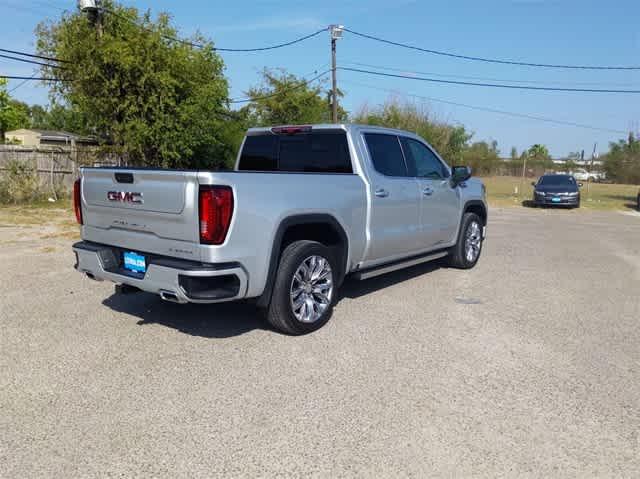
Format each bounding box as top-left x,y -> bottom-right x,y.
238,129 -> 353,173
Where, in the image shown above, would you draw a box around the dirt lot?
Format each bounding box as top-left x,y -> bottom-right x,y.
1,207 -> 639,477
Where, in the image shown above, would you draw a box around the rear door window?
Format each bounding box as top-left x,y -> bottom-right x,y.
364,133 -> 409,177
238,131 -> 352,173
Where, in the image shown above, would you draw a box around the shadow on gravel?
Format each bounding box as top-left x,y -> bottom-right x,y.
102,292 -> 266,338
340,260 -> 442,300
521,200 -> 537,208
102,259 -> 448,336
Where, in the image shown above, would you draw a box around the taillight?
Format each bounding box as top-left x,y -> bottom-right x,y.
199,186 -> 234,245
73,178 -> 83,225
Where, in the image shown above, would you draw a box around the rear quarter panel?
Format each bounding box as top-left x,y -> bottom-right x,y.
197,171 -> 367,298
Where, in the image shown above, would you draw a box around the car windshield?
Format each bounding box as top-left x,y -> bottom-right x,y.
538,175 -> 575,186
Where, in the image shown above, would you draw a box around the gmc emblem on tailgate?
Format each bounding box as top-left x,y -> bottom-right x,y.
107,191 -> 143,204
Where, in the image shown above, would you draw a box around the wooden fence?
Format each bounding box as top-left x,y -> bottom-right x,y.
0,146 -> 120,195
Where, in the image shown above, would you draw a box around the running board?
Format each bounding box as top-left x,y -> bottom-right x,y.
353,250 -> 449,281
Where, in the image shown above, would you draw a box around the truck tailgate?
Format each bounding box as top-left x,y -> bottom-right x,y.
80,168 -> 200,251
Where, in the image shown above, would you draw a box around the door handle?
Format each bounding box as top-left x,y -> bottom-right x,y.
422,187 -> 434,196
374,188 -> 389,198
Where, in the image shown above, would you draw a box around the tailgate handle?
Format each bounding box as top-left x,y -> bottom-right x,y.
115,172 -> 134,184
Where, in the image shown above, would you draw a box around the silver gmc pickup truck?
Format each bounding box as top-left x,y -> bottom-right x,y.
73,124 -> 487,334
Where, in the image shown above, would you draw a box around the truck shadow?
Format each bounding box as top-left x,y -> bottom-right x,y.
340,260 -> 442,299
102,260 -> 446,337
102,293 -> 266,338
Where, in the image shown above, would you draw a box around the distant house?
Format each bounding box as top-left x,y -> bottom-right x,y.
3,129 -> 97,148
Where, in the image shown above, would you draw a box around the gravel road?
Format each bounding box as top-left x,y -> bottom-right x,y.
1,207 -> 639,478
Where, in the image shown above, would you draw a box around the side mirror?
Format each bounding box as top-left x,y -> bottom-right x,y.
451,165 -> 472,185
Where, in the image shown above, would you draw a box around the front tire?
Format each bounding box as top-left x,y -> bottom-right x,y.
266,240 -> 337,335
448,213 -> 484,269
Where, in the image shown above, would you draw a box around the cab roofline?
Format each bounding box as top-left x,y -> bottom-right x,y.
245,123 -> 415,136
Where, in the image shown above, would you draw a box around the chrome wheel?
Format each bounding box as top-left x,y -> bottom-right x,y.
290,255 -> 334,324
464,221 -> 482,263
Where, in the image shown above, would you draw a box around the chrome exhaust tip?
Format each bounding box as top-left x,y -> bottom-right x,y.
159,290 -> 181,303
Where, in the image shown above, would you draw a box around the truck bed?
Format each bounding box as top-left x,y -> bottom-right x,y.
79,167 -> 368,298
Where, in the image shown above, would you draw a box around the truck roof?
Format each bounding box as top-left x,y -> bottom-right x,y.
246,124 -> 419,137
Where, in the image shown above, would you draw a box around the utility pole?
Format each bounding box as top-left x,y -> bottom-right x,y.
329,25 -> 343,124
587,142 -> 597,196
79,0 -> 102,37
519,153 -> 528,198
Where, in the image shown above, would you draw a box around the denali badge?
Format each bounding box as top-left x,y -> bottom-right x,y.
107,191 -> 143,204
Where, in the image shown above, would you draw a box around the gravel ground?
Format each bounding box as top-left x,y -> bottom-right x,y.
1,207 -> 639,478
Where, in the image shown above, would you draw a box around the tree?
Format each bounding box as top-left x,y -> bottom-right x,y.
463,140 -> 500,176
510,146 -> 518,161
244,68 -> 346,126
602,133 -> 640,184
36,1 -> 234,168
352,98 -> 471,164
527,144 -> 550,161
0,80 -> 31,140
29,103 -> 89,134
523,144 -> 554,177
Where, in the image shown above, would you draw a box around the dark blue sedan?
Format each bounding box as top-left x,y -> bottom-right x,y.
532,174 -> 582,208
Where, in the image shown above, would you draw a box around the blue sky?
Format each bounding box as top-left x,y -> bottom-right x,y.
1,0 -> 639,157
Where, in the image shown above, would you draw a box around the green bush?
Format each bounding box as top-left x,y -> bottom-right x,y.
352,99 -> 471,165
0,160 -> 40,204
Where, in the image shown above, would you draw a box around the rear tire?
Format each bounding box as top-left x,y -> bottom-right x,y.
448,213 -> 484,269
266,240 -> 337,335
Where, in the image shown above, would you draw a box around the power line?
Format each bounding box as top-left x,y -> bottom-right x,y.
0,53 -> 67,69
0,75 -> 68,81
340,66 -> 640,94
215,28 -> 327,52
343,28 -> 640,71
343,61 -> 640,88
0,47 -> 69,64
8,71 -> 38,93
342,79 -> 628,135
101,8 -> 326,52
100,6 -> 204,49
230,69 -> 331,103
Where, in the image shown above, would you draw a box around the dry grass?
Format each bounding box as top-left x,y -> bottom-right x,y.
0,179 -> 637,231
0,200 -> 75,227
483,176 -> 639,211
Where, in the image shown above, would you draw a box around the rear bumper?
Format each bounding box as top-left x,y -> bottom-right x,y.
73,241 -> 248,303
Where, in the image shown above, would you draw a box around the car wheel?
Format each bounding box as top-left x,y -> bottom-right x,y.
266,240 -> 337,335
448,212 -> 484,269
